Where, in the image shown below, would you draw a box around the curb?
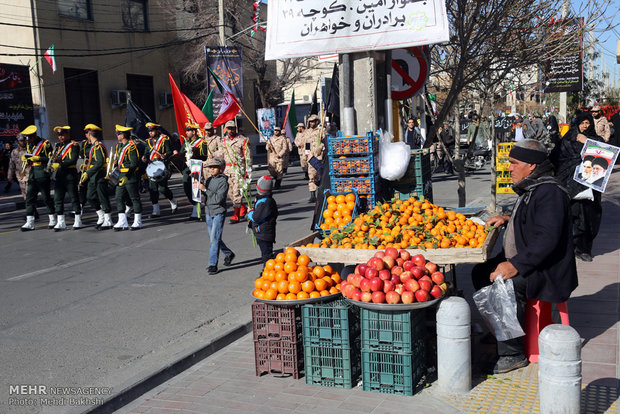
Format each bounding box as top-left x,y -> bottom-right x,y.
84,320 -> 253,414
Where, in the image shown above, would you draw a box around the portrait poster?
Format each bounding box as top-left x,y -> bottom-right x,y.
190,158 -> 203,202
573,139 -> 619,193
256,108 -> 276,142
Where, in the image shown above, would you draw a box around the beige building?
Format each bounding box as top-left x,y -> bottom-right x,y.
0,0 -> 177,141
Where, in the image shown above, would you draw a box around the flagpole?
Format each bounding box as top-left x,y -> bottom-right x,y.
237,104 -> 266,141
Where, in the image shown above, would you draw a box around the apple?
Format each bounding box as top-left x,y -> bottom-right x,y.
400,271 -> 413,283
369,277 -> 384,292
365,267 -> 379,279
419,275 -> 432,283
371,291 -> 386,303
350,273 -> 362,288
418,279 -> 432,292
411,266 -> 425,280
404,279 -> 420,293
391,266 -> 403,277
415,289 -> 430,302
386,291 -> 401,304
395,257 -> 404,267
385,247 -> 399,260
378,269 -> 391,281
390,274 -> 401,285
401,291 -> 415,304
361,291 -> 373,302
374,251 -> 386,259
412,254 -> 426,267
430,285 -> 444,299
360,278 -> 372,292
394,283 -> 405,296
425,261 -> 438,274
399,249 -> 412,261
357,263 -> 368,276
352,289 -> 362,301
342,284 -> 354,298
368,257 -> 385,271
431,271 -> 445,285
403,261 -> 415,272
383,280 -> 395,293
382,256 -> 396,270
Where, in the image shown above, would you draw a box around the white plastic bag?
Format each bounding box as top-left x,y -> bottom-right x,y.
378,129 -> 411,181
473,276 -> 525,342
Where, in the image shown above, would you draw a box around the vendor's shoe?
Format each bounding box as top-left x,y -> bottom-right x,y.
170,198 -> 178,214
275,179 -> 282,189
207,266 -> 218,275
492,355 -> 528,374
308,191 -> 316,203
188,205 -> 198,221
576,251 -> 593,262
21,216 -> 35,231
239,204 -> 247,220
99,213 -> 113,230
224,252 -> 235,266
48,214 -> 58,229
54,215 -> 67,232
150,204 -> 161,218
72,214 -> 84,230
95,210 -> 105,229
113,213 -> 129,231
130,213 -> 142,231
229,207 -> 241,224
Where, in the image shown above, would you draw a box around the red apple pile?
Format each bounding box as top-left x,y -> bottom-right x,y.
340,247 -> 448,304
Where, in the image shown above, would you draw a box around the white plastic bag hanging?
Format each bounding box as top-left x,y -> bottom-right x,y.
473,276 -> 525,342
378,129 -> 411,181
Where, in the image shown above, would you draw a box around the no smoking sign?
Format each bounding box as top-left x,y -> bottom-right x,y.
391,47 -> 429,100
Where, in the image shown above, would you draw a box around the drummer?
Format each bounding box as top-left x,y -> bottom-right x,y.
182,121 -> 210,220
143,122 -> 178,218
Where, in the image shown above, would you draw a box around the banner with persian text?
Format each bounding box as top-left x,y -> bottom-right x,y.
264,0 -> 450,60
543,18 -> 583,93
205,47 -> 244,116
0,63 -> 34,142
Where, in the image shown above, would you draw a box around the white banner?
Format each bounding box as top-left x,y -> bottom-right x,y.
265,0 -> 450,60
190,159 -> 203,203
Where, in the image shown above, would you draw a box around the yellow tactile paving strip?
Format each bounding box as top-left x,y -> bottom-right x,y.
442,364 -> 618,414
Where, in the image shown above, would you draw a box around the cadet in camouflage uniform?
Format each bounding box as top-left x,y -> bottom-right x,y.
266,126 -> 290,189
20,125 -> 56,231
294,122 -> 308,179
7,134 -> 30,201
304,114 -> 324,203
80,124 -> 113,230
217,120 -> 252,224
51,126 -> 82,230
113,125 -> 142,231
181,122 -> 210,220
144,122 -> 178,217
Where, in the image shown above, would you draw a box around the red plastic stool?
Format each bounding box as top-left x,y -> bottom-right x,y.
524,299 -> 570,363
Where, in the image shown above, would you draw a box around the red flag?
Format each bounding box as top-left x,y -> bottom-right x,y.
168,74 -> 209,144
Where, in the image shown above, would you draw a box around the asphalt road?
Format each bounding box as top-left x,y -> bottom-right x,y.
0,163 -> 509,414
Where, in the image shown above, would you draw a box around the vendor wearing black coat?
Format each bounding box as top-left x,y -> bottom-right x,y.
472,139 -> 578,375
248,175 -> 279,264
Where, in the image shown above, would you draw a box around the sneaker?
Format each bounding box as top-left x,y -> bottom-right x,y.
576,252 -> 593,262
207,266 -> 218,275
224,253 -> 235,266
492,355 -> 528,374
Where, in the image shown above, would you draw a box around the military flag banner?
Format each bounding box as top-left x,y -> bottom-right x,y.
205,47 -> 244,118
283,90 -> 298,142
168,74 -> 209,144
205,67 -> 240,127
44,45 -> 56,73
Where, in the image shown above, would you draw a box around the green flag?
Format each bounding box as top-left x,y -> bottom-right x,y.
284,90 -> 297,141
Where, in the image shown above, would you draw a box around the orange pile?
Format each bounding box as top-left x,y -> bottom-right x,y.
306,196 -> 489,250
319,193 -> 356,231
253,247 -> 341,301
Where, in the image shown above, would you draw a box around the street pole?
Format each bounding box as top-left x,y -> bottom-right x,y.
218,0 -> 226,46
559,0 -> 569,122
385,50 -> 394,136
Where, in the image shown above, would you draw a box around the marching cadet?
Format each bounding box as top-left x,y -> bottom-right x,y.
182,122 -> 210,220
204,122 -> 221,157
20,125 -> 56,231
113,125 -> 142,231
51,126 -> 82,230
143,122 -> 177,217
218,120 -> 252,224
266,126 -> 290,189
80,124 -> 113,230
78,125 -> 96,213
304,114 -> 324,203
294,122 -> 309,179
7,135 -> 31,207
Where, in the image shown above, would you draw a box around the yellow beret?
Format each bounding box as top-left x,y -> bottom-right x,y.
84,123 -> 102,131
53,126 -> 71,133
115,125 -> 133,132
20,125 -> 37,135
185,122 -> 199,130
145,122 -> 161,129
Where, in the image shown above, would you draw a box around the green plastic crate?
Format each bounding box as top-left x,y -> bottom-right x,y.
361,348 -> 425,396
302,299 -> 360,348
361,308 -> 426,353
304,345 -> 361,388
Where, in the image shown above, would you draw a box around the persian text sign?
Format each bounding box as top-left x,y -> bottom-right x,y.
265,0 -> 450,60
543,18 -> 583,93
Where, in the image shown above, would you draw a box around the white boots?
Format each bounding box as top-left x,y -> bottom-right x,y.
54,215 -> 67,231
48,214 -> 57,229
151,204 -> 161,218
21,216 -> 35,231
130,213 -> 142,231
113,213 -> 129,231
170,198 -> 178,214
100,213 -> 113,230
72,214 -> 83,230
95,210 -> 105,229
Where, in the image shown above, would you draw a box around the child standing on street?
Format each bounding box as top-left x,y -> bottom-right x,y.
248,176 -> 279,264
199,157 -> 235,275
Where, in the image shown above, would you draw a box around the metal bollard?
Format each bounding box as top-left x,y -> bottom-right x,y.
436,296 -> 471,393
538,324 -> 581,414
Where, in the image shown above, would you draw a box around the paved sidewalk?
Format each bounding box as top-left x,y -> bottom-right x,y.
116,168 -> 620,414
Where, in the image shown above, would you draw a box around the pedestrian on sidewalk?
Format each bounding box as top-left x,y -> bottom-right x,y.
7,135 -> 29,200
471,139 -> 578,374
248,176 -> 279,264
199,157 -> 235,275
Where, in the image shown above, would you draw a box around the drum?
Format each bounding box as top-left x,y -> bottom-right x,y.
146,160 -> 170,183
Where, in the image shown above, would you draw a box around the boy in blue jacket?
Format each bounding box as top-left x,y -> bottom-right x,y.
248,176 -> 279,264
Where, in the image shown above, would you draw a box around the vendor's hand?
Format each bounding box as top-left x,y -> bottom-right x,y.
51,163 -> 60,171
30,155 -> 40,162
118,176 -> 127,187
490,261 -> 518,282
80,172 -> 89,184
485,215 -> 510,227
198,183 -> 206,191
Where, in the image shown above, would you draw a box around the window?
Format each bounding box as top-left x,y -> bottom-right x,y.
64,68 -> 101,134
122,0 -> 148,32
58,0 -> 92,20
127,74 -> 155,119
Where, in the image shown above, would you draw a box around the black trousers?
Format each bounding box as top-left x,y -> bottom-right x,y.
256,239 -> 274,264
472,253 -> 527,357
571,192 -> 602,256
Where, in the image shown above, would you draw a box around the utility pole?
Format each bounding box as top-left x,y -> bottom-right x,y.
559,0 -> 569,122
218,0 -> 226,46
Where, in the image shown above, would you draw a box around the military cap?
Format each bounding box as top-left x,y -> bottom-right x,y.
16,134 -> 26,141
308,114 -> 319,122
84,123 -> 102,131
145,122 -> 161,129
115,125 -> 133,132
53,126 -> 71,133
185,122 -> 199,130
591,105 -> 601,112
296,123 -> 305,128
204,122 -> 213,129
20,125 -> 37,135
274,126 -> 281,131
225,120 -> 237,128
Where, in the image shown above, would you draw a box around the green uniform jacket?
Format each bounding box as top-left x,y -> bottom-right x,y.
115,141 -> 139,179
146,134 -> 172,161
56,141 -> 79,171
26,139 -> 53,178
187,137 -> 210,161
85,142 -> 108,179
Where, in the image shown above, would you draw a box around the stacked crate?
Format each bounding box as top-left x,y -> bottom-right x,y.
360,309 -> 426,395
302,299 -> 361,388
253,301 -> 303,378
327,132 -> 380,212
383,149 -> 433,202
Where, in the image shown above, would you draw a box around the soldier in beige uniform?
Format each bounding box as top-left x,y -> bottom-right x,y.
7,135 -> 30,202
294,121 -> 309,179
266,126 -> 290,189
303,114 -> 323,203
217,120 -> 253,223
